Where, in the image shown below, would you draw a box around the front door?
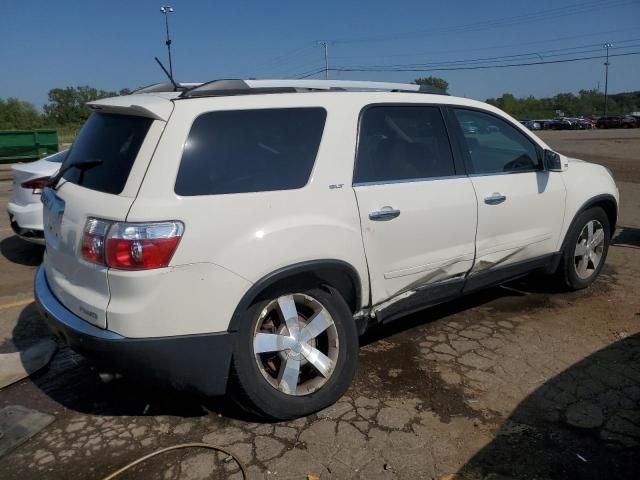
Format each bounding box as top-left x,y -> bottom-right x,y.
353,105 -> 478,312
450,107 -> 566,288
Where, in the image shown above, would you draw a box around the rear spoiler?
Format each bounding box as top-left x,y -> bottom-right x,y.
87,94 -> 175,122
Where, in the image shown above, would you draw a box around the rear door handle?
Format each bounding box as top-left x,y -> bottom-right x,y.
369,208 -> 401,221
484,192 -> 507,205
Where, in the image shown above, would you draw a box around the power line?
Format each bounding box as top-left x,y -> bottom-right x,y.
336,40 -> 640,70
330,0 -> 636,44
328,51 -> 640,73
295,68 -> 327,79
249,44 -> 318,77
330,27 -> 640,60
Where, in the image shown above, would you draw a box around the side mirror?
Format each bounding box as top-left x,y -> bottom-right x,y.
544,150 -> 567,172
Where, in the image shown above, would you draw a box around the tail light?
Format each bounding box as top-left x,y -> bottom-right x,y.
81,218 -> 184,270
21,176 -> 51,193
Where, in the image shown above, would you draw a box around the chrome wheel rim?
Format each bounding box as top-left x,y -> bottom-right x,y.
574,219 -> 605,280
253,294 -> 338,396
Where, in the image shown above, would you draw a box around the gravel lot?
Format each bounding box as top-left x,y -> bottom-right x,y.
0,129 -> 639,479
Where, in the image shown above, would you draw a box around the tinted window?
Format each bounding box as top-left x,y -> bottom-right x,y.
175,108 -> 326,196
62,113 -> 152,194
453,109 -> 540,174
354,106 -> 455,184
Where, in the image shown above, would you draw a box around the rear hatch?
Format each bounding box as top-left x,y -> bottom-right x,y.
42,95 -> 173,328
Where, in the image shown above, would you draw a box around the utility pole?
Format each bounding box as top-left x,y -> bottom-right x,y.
160,6 -> 175,79
603,43 -> 613,116
319,41 -> 329,80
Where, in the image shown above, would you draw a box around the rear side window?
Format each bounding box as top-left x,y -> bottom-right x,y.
354,106 -> 455,184
175,108 -> 327,196
62,113 -> 152,194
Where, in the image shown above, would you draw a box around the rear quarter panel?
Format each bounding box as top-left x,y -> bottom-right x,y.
122,94 -> 370,335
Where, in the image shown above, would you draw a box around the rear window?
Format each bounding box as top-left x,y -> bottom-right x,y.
175,108 -> 326,196
62,113 -> 152,194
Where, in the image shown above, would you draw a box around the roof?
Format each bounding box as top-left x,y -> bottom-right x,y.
87,79 -> 462,122
179,79 -> 447,98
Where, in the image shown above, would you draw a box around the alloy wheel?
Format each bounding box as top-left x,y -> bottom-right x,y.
574,219 -> 605,280
252,293 -> 339,396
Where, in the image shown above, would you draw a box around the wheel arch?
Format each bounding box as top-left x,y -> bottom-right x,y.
227,259 -> 363,332
560,194 -> 618,254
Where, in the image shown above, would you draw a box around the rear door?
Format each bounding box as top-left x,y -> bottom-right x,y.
43,112 -> 165,328
449,107 -> 566,289
353,105 -> 478,312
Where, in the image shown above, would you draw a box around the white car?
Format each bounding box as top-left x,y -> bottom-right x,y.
7,150 -> 67,244
35,80 -> 618,419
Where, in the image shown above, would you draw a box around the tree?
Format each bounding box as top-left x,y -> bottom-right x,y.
413,76 -> 449,92
0,98 -> 44,130
44,86 -> 115,126
43,86 -> 132,126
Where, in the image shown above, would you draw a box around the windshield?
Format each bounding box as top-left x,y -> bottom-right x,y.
62,113 -> 152,194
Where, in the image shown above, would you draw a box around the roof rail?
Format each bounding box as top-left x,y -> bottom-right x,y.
179,79 -> 447,98
132,82 -> 203,94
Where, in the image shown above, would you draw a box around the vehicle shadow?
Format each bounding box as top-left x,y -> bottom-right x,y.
360,274 -> 568,346
10,267 -> 616,424
0,235 -> 44,266
455,332 -> 640,480
613,226 -> 640,249
9,303 -> 251,421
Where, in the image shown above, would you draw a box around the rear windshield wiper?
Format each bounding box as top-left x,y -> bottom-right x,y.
48,158 -> 103,190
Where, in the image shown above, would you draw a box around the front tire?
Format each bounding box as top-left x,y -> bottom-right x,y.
230,286 -> 358,420
557,207 -> 610,290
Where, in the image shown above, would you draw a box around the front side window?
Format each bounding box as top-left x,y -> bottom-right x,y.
175,108 -> 326,196
354,106 -> 455,184
453,108 -> 540,174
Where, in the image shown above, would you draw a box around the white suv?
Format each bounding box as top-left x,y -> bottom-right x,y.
35,79 -> 618,419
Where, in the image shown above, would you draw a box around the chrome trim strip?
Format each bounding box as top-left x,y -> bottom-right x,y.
468,168 -> 543,177
34,266 -> 123,340
353,174 -> 468,187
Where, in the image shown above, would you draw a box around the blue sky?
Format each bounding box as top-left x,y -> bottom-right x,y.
2,0 -> 639,108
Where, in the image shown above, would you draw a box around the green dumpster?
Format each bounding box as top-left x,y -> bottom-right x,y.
0,129 -> 59,164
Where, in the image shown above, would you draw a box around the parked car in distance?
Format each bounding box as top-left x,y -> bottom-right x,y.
7,150 -> 67,244
35,79 -> 619,419
565,117 -> 593,130
596,116 -> 638,129
549,118 -> 575,130
520,120 -> 541,130
536,119 -> 554,130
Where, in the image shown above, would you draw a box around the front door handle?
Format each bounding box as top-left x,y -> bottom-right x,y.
484,192 -> 507,205
369,208 -> 401,221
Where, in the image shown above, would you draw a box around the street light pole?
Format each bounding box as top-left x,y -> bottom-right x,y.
603,43 -> 613,116
160,6 -> 175,79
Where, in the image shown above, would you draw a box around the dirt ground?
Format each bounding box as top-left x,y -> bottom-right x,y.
539,129 -> 640,184
0,129 -> 639,479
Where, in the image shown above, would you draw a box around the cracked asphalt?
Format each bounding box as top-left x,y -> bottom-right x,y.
1,129 -> 639,479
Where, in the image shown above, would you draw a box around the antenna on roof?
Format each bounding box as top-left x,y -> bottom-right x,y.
154,56 -> 179,91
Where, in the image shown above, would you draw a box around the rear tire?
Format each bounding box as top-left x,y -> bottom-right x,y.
230,285 -> 358,420
556,207 -> 610,290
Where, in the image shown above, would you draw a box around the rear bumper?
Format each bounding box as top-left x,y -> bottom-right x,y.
34,266 -> 235,396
